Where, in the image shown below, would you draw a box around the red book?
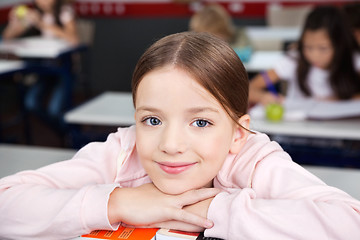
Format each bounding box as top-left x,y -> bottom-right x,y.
78,226 -> 159,240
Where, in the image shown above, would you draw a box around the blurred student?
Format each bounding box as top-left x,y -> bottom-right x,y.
3,0 -> 78,44
343,2 -> 360,49
189,3 -> 253,62
249,5 -> 360,106
2,0 -> 79,137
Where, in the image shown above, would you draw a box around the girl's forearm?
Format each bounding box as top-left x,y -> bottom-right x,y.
2,22 -> 28,40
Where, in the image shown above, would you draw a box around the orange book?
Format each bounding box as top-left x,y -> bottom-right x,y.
78,226 -> 159,240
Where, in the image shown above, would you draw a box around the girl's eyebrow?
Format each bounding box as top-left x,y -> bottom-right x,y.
136,106 -> 219,114
186,107 -> 219,114
136,106 -> 161,113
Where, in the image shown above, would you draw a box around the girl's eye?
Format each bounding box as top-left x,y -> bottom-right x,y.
143,117 -> 161,126
192,119 -> 211,128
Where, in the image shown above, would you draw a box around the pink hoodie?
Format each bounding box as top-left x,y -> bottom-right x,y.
0,126 -> 359,239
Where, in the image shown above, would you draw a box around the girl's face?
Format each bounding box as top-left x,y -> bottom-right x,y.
35,0 -> 55,12
135,66 -> 248,194
302,29 -> 334,69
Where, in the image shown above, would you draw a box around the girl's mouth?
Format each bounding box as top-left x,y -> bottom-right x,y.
157,162 -> 197,174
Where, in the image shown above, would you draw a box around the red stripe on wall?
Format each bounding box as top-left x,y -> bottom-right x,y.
73,1 -> 352,18
0,1 -> 356,24
0,7 -> 10,24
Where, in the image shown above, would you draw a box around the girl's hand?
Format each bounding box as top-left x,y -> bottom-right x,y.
145,197 -> 215,232
108,183 -> 220,230
2,6 -> 37,40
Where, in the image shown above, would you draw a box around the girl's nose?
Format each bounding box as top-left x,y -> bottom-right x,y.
159,125 -> 187,155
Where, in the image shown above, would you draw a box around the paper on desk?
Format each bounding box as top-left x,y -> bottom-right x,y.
249,99 -> 360,121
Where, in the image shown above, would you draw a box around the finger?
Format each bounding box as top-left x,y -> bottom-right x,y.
172,209 -> 214,229
178,188 -> 220,206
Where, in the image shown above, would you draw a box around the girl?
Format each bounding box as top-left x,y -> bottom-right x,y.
2,0 -> 78,44
249,5 -> 360,106
1,32 -> 360,240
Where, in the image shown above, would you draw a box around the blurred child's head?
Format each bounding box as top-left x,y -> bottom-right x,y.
297,5 -> 360,99
34,0 -> 58,12
298,5 -> 354,70
189,4 -> 235,43
131,32 -> 250,194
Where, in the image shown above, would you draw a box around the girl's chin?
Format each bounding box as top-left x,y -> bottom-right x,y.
155,180 -> 214,195
153,180 -> 198,195
157,184 -> 192,195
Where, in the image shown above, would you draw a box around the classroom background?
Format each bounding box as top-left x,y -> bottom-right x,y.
1,0 -> 360,195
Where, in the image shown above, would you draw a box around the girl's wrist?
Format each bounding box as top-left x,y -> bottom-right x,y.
108,187 -> 123,225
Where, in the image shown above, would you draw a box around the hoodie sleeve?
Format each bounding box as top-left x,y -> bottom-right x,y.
205,133 -> 360,239
0,127 -> 135,240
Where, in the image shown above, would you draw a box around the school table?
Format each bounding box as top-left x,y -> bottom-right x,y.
243,50 -> 283,73
0,59 -> 25,75
0,37 -> 89,138
0,144 -> 76,179
64,91 -> 135,126
0,37 -> 81,59
0,144 -> 359,200
250,118 -> 360,141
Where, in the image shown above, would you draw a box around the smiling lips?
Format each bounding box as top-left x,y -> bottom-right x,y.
157,162 -> 196,174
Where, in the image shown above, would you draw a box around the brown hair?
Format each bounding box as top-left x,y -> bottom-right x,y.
132,31 -> 249,126
189,4 -> 235,43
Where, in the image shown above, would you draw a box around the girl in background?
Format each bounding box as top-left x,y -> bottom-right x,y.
1,32 -> 360,239
3,0 -> 78,44
249,5 -> 360,106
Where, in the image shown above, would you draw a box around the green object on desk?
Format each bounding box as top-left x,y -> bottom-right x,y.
265,103 -> 284,122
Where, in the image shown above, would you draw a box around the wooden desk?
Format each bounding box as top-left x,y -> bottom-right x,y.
0,144 -> 76,178
65,91 -> 135,126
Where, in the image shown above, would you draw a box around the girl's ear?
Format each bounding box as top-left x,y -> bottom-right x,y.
229,114 -> 251,154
